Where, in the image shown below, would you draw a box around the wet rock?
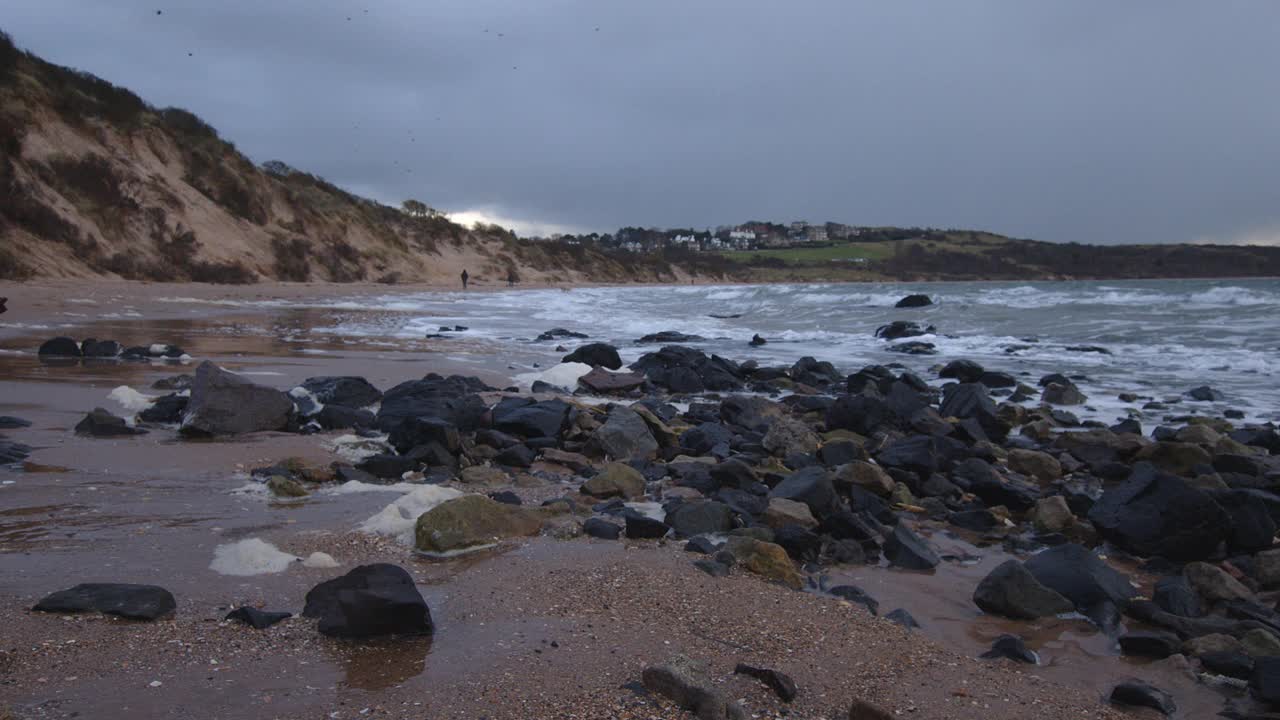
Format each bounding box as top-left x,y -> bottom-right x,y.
1042,382 -> 1087,406
38,336 -> 83,357
0,415 -> 32,429
666,501 -> 734,537
1154,575 -> 1203,618
376,374 -> 491,433
724,537 -> 803,589
267,475 -> 308,498
790,356 -> 842,387
939,383 -> 1007,439
1023,543 -> 1137,611
1200,651 -> 1253,679
562,342 -> 623,370
357,453 -> 418,479
625,513 -> 670,540
414,495 -> 544,554
980,635 -> 1037,664
389,416 -> 460,455
974,559 -> 1075,620
1253,656 -> 1280,705
940,359 -> 984,383
138,394 -> 189,424
887,341 -> 936,355
762,417 -> 820,457
770,466 -> 838,519
764,498 -> 818,529
33,583 -> 175,620
829,585 -> 880,615
874,321 -> 934,341
685,536 -> 722,555
180,361 -> 293,436
577,367 -> 646,394
883,525 -> 940,571
493,398 -> 572,440
589,407 -> 659,461
80,338 -> 122,357
1007,449 -> 1062,483
838,461 -> 894,497
225,606 -> 292,629
1109,680 -> 1176,716
583,517 -> 622,540
302,564 -> 432,638
734,663 -> 797,702
641,655 -> 747,720
1088,463 -> 1229,561
581,462 -> 646,499
636,331 -> 706,344
749,334 -> 767,347
1187,386 -> 1225,402
537,328 -> 588,341
300,376 -> 382,409
75,407 -> 148,437
1243,628 -> 1280,658
894,294 -> 933,308
1119,631 -> 1181,659
0,440 -> 32,465
1032,496 -> 1075,533
885,608 -> 920,630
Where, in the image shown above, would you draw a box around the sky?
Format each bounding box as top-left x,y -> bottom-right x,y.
4,1 -> 1280,244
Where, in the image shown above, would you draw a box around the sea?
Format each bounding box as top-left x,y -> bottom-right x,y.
166,278 -> 1280,427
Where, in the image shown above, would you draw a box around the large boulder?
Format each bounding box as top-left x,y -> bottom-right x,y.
724,537 -> 803,589
589,407 -> 659,460
770,466 -> 837,519
883,525 -> 940,570
1132,441 -> 1212,477
894,294 -> 933,308
414,495 -> 544,554
666,501 -> 734,537
301,564 -> 432,638
375,374 -> 491,433
563,343 -> 623,370
1023,543 -> 1137,612
299,376 -> 382,408
1007,449 -> 1062,483
974,560 -> 1075,619
825,394 -> 892,436
1087,463 -> 1229,560
939,383 -> 1007,440
492,398 -> 572,439
180,361 -> 293,436
37,336 -> 83,357
388,416 -> 460,455
75,407 -> 148,437
578,367 -> 646,394
33,583 -> 175,621
761,417 -> 820,457
874,321 -> 933,341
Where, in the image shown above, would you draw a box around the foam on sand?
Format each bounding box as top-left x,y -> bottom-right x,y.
512,362 -> 593,391
358,485 -> 465,544
107,385 -> 157,412
210,538 -> 299,576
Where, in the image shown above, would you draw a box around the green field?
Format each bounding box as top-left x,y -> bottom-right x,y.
718,241 -> 897,265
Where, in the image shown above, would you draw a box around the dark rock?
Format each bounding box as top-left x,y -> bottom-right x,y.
1118,631 -> 1181,659
720,396 -> 781,432
770,466 -> 837,519
641,655 -> 746,720
625,513 -> 670,539
883,525 -> 940,570
33,583 -> 175,620
818,439 -> 864,467
590,407 -> 659,460
302,564 -> 432,638
389,416 -> 460,454
1109,680 -> 1176,716
825,538 -> 867,565
495,444 -> 537,468
0,416 -> 32,429
563,343 -> 623,370
75,407 -> 147,437
1042,382 -> 1087,406
1254,656 -> 1280,706
375,374 -> 491,433
949,509 -> 999,532
137,394 -> 189,424
685,536 -> 722,554
315,405 -> 375,431
791,356 -> 842,387
666,501 -> 734,537
493,398 -> 572,439
300,376 -> 382,408
887,341 -> 936,355
1187,386 -> 1225,402
1087,463 -> 1229,560
488,490 -> 523,506
980,635 -> 1037,664
1065,345 -> 1111,355
1154,575 -> 1203,618
734,663 -> 798,702
894,294 -> 933,308
0,441 -> 30,465
825,394 -> 893,436
848,699 -> 896,720
1212,489 -> 1279,554
356,453 -> 418,479
694,559 -> 731,577
38,336 -> 82,357
151,374 -> 192,391
939,383 -> 1007,439
225,606 -> 292,629
1201,651 -> 1253,679
749,334 -> 767,347
874,321 -> 934,341
81,339 -> 122,357
578,367 -> 646,394
636,331 -> 705,344
681,422 -> 733,457
978,371 -> 1017,388
829,585 -> 880,615
181,361 -> 293,436
974,560 -> 1075,620
885,608 -> 920,630
773,525 -> 823,562
952,458 -> 1038,512
583,517 -> 622,540
940,359 -> 985,383
1023,543 -> 1137,611
536,328 -> 588,341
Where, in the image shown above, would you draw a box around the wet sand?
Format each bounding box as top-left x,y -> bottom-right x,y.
0,281 -> 1217,718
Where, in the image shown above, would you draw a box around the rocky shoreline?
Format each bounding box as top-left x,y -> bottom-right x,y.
1,287 -> 1278,719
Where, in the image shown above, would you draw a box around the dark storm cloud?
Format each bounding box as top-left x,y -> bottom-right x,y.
6,0 -> 1280,243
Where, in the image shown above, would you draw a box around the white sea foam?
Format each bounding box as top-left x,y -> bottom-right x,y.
512,362 -> 593,391
358,485 -> 465,544
210,538 -> 299,576
107,386 -> 156,412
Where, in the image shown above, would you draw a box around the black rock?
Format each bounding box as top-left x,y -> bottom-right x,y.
770,466 -> 838,519
817,439 -> 864,467
1023,543 -> 1137,612
300,376 -> 383,409
894,294 -> 933,309
1201,651 -> 1253,680
888,341 -> 936,355
138,394 -> 188,424
492,398 -> 572,439
1153,575 -> 1203,618
694,559 -> 731,577
1087,463 -> 1229,561
981,635 -> 1037,664
1109,680 -> 1175,716
81,338 -> 122,357
684,536 -> 721,554
624,513 -> 670,539
584,517 -> 622,540
488,490 -> 523,506
973,559 -> 1075,620
953,458 -> 1039,512
315,405 -> 375,431
829,585 -> 880,615
1255,656 -> 1280,706
874,321 -> 934,341
180,361 -> 294,436
1118,631 -> 1181,659
883,525 -> 940,570
949,509 -> 999,532
0,440 -> 31,464
38,336 -> 83,357
665,501 -> 734,537
1187,386 -> 1225,402
825,394 -> 893,436
225,606 -> 292,629
75,407 -> 148,437
0,416 -> 32,429
1065,345 -> 1112,355
495,444 -> 537,468
791,356 -> 842,387
774,525 -> 823,562
940,360 -> 985,383
636,331 -> 705,344
885,608 -> 920,630
1212,489 -> 1279,554
536,328 -> 588,341
680,422 -> 733,457
749,334 -> 767,347
734,663 -> 798,702
563,343 -> 623,370
357,453 -> 419,479
375,374 -> 492,434
302,564 -> 432,638
939,383 -> 1007,440
33,583 -> 176,620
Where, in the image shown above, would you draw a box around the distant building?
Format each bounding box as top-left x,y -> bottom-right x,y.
807,226 -> 828,243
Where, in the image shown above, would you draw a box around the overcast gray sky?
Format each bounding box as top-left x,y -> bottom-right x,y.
6,1 -> 1280,244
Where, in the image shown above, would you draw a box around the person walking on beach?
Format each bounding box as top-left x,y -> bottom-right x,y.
0,297 -> 7,315
506,267 -> 518,287
460,269 -> 469,290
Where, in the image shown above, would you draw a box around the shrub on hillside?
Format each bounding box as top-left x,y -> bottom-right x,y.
270,235 -> 311,281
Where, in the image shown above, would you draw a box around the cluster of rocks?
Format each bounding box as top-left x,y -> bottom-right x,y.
37,336 -> 188,362
0,415 -> 32,467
